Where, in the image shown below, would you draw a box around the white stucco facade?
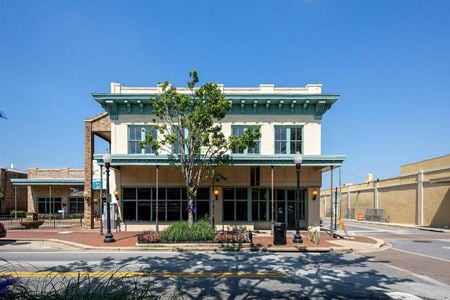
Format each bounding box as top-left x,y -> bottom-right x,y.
93,82 -> 344,231
110,114 -> 321,156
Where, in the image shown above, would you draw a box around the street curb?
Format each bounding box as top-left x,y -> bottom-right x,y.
6,238 -> 336,252
326,235 -> 386,253
5,236 -> 384,253
344,219 -> 449,233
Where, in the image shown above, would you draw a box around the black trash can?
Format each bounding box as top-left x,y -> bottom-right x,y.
273,222 -> 286,245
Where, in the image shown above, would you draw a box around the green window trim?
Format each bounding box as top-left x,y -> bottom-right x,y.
171,127 -> 189,155
231,125 -> 261,155
128,125 -> 157,154
274,126 -> 304,155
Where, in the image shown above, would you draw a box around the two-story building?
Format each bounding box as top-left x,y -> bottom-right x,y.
85,83 -> 345,231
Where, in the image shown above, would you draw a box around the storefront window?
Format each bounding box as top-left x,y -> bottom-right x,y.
69,197 -> 84,214
223,188 -> 248,221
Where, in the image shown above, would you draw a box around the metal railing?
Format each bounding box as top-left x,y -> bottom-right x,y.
0,214 -> 83,230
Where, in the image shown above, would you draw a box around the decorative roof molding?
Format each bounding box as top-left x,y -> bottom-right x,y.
94,83 -> 339,120
93,93 -> 339,120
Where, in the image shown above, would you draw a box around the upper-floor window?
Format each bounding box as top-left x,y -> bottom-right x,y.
171,127 -> 185,155
128,125 -> 156,154
274,126 -> 303,154
231,126 -> 260,154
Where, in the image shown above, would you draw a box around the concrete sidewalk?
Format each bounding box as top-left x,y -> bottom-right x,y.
2,227 -> 384,252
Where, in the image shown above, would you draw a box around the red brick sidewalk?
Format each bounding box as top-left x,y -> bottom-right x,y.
5,228 -> 139,247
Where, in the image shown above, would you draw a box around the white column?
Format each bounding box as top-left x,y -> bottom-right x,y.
156,165 -> 159,232
323,195 -> 327,216
330,167 -> 334,236
417,170 -> 424,226
271,166 -> 274,235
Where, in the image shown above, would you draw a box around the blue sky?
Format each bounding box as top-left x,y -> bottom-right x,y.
1,0 -> 449,187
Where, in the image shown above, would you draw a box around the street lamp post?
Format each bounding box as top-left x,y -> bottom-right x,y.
103,153 -> 115,243
293,152 -> 303,243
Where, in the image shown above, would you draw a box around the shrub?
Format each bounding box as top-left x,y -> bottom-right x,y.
160,220 -> 215,243
190,219 -> 216,241
9,210 -> 26,217
137,231 -> 160,244
215,231 -> 251,243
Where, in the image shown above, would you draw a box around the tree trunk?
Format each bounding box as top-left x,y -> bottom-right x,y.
188,198 -> 194,227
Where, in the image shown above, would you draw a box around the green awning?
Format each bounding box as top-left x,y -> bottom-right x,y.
11,178 -> 85,186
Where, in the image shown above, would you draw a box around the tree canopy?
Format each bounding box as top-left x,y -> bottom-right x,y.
142,71 -> 260,226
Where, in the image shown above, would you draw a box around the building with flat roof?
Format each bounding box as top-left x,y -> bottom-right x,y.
0,167 -> 27,214
321,154 -> 450,228
11,168 -> 85,217
84,82 -> 345,231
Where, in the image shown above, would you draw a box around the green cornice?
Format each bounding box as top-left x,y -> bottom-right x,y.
93,154 -> 345,167
11,178 -> 85,186
92,93 -> 339,120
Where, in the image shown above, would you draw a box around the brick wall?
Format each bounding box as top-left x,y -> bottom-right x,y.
28,168 -> 84,179
0,168 -> 27,214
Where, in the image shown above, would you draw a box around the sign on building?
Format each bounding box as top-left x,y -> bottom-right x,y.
92,160 -> 106,190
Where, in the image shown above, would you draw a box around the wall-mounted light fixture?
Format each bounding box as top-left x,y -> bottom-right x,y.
312,190 -> 318,200
114,189 -> 119,200
214,188 -> 219,201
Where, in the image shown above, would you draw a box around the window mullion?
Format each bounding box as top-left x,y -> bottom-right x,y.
286,127 -> 291,155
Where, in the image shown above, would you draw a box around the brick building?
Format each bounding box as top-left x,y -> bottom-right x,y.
0,167 -> 27,214
11,168 -> 85,216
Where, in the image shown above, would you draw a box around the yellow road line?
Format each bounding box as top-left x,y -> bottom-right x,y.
0,271 -> 286,279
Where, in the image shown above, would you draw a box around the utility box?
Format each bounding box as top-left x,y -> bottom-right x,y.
273,222 -> 287,245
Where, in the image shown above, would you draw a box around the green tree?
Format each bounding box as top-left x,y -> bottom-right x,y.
142,71 -> 260,227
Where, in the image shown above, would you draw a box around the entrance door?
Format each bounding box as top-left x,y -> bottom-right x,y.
275,189 -> 285,223
277,189 -> 307,229
287,190 -> 296,228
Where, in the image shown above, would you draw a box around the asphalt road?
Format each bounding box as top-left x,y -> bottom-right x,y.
325,219 -> 450,286
1,243 -> 450,299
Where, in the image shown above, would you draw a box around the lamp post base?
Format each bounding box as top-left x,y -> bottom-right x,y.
293,232 -> 303,243
104,234 -> 115,243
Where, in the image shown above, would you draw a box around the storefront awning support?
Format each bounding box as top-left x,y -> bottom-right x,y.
14,186 -> 17,220
271,166 -> 274,235
156,165 -> 159,233
330,166 -> 334,237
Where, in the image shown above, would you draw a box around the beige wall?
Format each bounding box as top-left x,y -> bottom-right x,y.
111,114 -> 322,156
115,165 -> 322,229
320,164 -> 450,227
401,154 -> 450,174
423,182 -> 450,227
379,185 -> 417,224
